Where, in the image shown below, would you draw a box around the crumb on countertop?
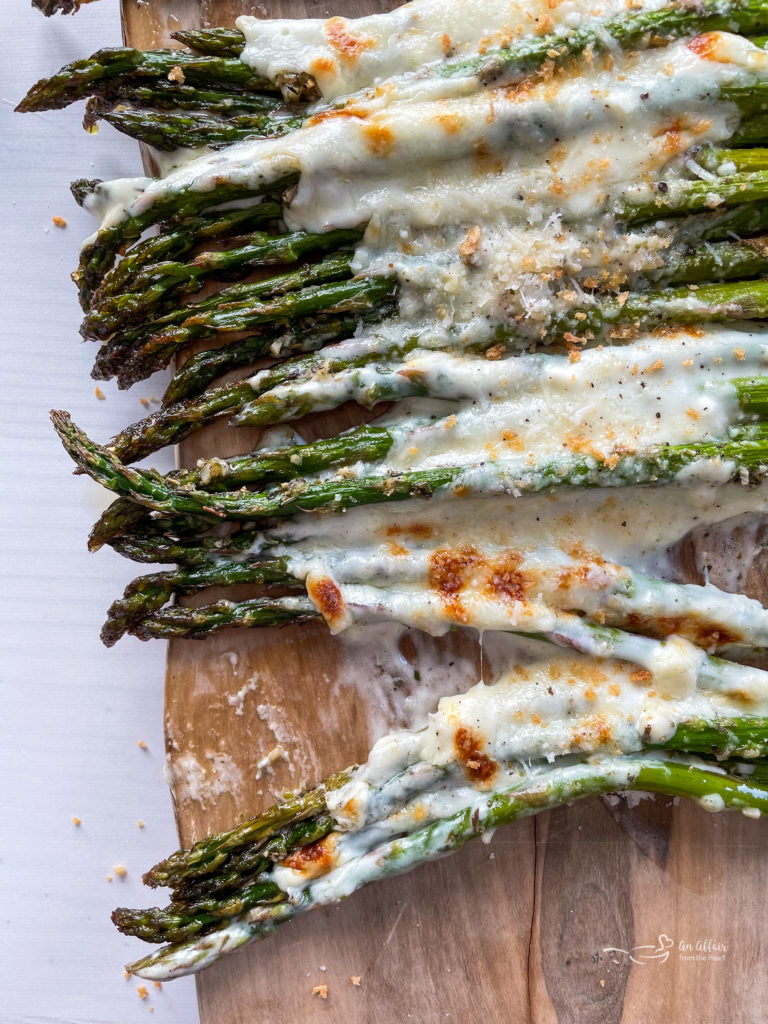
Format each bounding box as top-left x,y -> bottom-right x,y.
312,985 -> 328,999
137,740 -> 148,749
153,981 -> 162,990
137,984 -> 148,1000
138,819 -> 145,829
71,816 -> 81,826
106,875 -> 113,882
52,215 -> 67,228
94,386 -> 105,400
114,864 -> 127,878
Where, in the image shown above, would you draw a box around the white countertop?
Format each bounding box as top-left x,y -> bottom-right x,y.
1,5 -> 199,1021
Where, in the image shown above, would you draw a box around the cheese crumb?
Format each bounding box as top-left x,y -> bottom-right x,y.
734,347 -> 746,361
106,875 -> 113,882
71,816 -> 81,826
138,819 -> 145,829
52,215 -> 67,228
114,864 -> 127,878
153,981 -> 162,989
350,976 -> 361,986
94,386 -> 105,400
312,985 -> 328,999
137,740 -> 147,749
167,65 -> 185,83
137,985 -> 148,1000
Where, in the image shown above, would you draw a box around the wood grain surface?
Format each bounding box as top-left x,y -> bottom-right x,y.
121,3 -> 768,1020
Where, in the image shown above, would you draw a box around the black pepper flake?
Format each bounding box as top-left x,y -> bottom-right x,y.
640,92 -> 649,100
657,181 -> 669,194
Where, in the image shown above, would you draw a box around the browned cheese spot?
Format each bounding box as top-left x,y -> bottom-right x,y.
307,575 -> 346,627
454,726 -> 498,783
325,17 -> 375,63
428,545 -> 485,622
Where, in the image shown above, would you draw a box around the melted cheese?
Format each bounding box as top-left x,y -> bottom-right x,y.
237,0 -> 669,100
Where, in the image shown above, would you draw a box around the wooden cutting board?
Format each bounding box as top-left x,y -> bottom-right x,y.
120,3 -> 768,1020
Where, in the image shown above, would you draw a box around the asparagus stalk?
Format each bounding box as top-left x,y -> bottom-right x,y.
51,411 -> 768,524
92,200 -> 283,304
16,48 -> 274,113
132,596 -> 319,641
109,274 -> 397,388
730,113 -> 768,146
100,556 -> 296,647
162,305 -> 396,405
100,106 -> 304,152
170,29 -> 246,58
84,228 -> 362,339
108,527 -> 266,567
619,169 -> 768,224
438,0 -> 768,83
86,82 -> 282,116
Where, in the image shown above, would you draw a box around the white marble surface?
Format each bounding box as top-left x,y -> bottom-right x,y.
0,5 -> 199,1021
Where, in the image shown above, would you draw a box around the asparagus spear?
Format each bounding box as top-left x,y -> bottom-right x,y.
100,556 -> 296,647
730,113 -> 768,146
108,528 -> 267,567
109,274 -> 397,388
86,82 -> 282,116
16,48 -> 274,113
619,169 -> 768,224
438,0 -> 768,83
100,106 -> 304,152
52,409 -> 768,524
84,228 -> 362,339
170,29 -> 246,58
133,596 -> 319,641
162,305 -> 396,405
92,200 -> 283,304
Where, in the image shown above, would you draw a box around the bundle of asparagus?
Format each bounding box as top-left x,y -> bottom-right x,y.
20,0 -> 768,983
115,653 -> 768,979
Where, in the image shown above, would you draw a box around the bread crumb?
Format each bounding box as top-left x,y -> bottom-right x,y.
94,386 -> 105,400
350,976 -> 361,986
312,985 -> 328,999
138,819 -> 145,829
137,984 -> 148,1000
734,346 -> 746,361
459,225 -> 482,265
52,215 -> 67,228
71,816 -> 81,826
168,65 -> 185,84
599,979 -> 606,988
114,864 -> 127,878
137,740 -> 147,749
